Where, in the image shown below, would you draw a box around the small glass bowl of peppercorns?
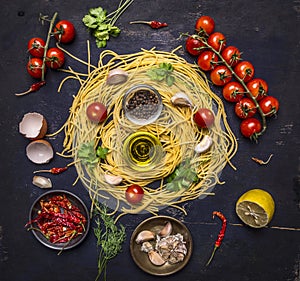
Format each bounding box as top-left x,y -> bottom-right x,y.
123,84 -> 163,125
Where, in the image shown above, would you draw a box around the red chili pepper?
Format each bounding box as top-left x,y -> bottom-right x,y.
206,211 -> 227,266
26,194 -> 87,247
130,20 -> 168,29
33,166 -> 68,175
15,81 -> 46,96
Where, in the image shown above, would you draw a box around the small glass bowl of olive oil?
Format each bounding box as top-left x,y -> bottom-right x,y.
123,131 -> 164,171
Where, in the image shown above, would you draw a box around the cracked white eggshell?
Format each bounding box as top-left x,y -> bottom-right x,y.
19,112 -> 48,140
26,140 -> 54,164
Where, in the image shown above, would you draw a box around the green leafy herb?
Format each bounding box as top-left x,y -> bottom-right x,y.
96,146 -> 109,160
77,140 -> 109,169
82,0 -> 134,48
147,62 -> 175,86
93,204 -> 126,281
166,159 -> 199,191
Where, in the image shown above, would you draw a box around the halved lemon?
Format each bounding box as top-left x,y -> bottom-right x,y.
236,189 -> 275,228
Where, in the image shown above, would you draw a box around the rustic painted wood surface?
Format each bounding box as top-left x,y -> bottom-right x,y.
0,0 -> 299,280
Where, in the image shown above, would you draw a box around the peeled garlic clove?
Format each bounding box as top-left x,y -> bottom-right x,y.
148,250 -> 166,266
32,175 -> 52,189
135,230 -> 155,244
194,135 -> 213,154
106,68 -> 128,85
158,221 -> 172,237
171,92 -> 193,108
19,112 -> 48,140
26,140 -> 54,164
104,173 -> 123,185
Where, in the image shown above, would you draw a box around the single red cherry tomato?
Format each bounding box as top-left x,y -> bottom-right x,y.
125,184 -> 144,204
222,81 -> 244,102
26,57 -> 45,79
27,37 -> 45,58
86,102 -> 108,123
197,50 -> 218,71
54,20 -> 76,44
193,108 -> 215,128
235,97 -> 257,119
259,96 -> 279,116
185,36 -> 204,56
240,117 -> 262,138
246,78 -> 268,100
221,46 -> 242,66
45,47 -> 65,69
210,65 -> 232,86
234,61 -> 255,82
195,16 -> 215,35
207,32 -> 226,51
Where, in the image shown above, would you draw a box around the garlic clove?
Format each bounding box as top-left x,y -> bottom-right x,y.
32,175 -> 52,189
26,140 -> 54,164
19,112 -> 48,140
194,135 -> 213,154
158,221 -> 172,237
104,173 -> 123,185
148,250 -> 166,266
106,68 -> 129,85
135,230 -> 155,244
171,92 -> 193,108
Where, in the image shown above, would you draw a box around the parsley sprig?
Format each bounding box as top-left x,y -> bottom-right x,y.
147,62 -> 175,86
77,140 -> 109,169
82,0 -> 134,48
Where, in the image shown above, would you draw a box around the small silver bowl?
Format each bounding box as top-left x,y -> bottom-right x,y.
123,84 -> 163,126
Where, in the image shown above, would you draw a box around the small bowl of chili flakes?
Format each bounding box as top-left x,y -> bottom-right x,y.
26,190 -> 90,252
123,84 -> 163,126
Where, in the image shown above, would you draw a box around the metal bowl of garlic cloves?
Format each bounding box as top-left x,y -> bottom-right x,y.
130,216 -> 193,276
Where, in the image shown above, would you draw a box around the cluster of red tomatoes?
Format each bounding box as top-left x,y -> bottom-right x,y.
185,16 -> 279,140
27,19 -> 75,79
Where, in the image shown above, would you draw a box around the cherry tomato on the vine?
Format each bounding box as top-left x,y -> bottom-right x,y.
197,50 -> 218,71
27,37 -> 45,58
246,78 -> 268,100
222,81 -> 244,102
235,97 -> 257,119
185,36 -> 204,56
54,20 -> 76,44
259,96 -> 279,116
240,117 -> 262,138
125,184 -> 144,204
234,61 -> 255,82
193,108 -> 215,128
207,32 -> 226,52
221,46 -> 242,66
27,57 -> 45,79
210,65 -> 232,86
86,102 -> 108,123
195,16 -> 215,35
45,47 -> 65,69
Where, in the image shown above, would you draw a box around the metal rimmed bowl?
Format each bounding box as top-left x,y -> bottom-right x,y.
130,216 -> 193,276
122,84 -> 163,125
27,190 -> 90,251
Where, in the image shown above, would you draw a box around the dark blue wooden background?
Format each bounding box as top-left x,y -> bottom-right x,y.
0,0 -> 299,280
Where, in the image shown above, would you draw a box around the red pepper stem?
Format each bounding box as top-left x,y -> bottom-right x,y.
15,81 -> 46,96
33,166 -> 68,174
130,21 -> 151,25
206,245 -> 218,266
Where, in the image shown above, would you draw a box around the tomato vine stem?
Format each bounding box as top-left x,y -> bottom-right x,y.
192,34 -> 267,140
39,12 -> 58,81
